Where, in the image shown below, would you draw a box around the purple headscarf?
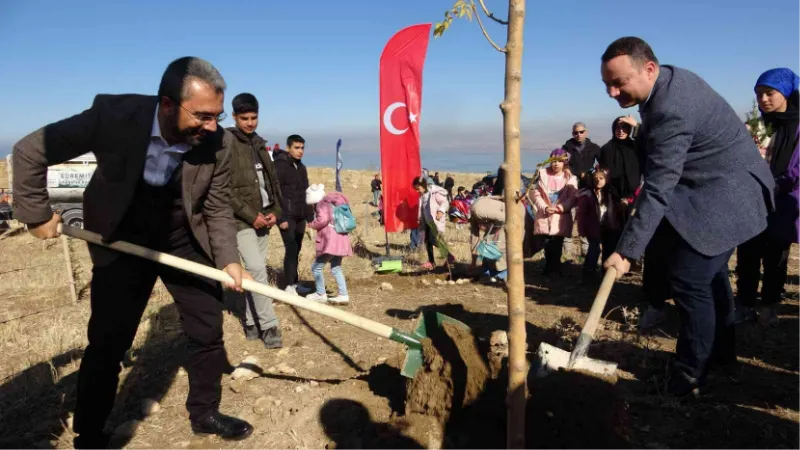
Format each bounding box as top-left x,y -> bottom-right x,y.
550,148 -> 570,161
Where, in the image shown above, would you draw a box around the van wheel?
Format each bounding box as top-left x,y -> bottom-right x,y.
61,209 -> 84,229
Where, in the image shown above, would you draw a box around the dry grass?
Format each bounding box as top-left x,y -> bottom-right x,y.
0,167 -> 487,397
0,166 -> 569,395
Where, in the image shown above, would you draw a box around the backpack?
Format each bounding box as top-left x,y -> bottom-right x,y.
332,203 -> 357,234
474,225 -> 503,261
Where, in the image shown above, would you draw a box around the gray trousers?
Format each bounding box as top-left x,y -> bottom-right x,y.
236,228 -> 279,330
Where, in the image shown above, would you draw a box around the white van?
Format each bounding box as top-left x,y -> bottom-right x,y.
6,153 -> 97,228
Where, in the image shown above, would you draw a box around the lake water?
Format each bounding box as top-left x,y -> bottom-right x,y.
302,148 -> 554,174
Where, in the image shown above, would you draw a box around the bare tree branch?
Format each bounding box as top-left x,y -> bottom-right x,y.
477,0 -> 509,25
472,4 -> 506,53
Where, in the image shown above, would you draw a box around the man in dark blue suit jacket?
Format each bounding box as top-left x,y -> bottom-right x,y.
600,37 -> 775,396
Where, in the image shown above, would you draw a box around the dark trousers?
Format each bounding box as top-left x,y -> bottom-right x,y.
73,239 -> 226,436
423,222 -> 437,264
736,230 -> 791,306
654,222 -> 736,380
542,236 -> 565,272
642,233 -> 673,309
584,229 -> 621,271
410,228 -> 421,250
280,218 -> 306,286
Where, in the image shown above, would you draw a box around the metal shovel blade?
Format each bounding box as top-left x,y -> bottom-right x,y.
532,342 -> 618,378
400,311 -> 471,378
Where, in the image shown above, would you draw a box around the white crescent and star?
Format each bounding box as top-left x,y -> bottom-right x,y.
382,102 -> 418,135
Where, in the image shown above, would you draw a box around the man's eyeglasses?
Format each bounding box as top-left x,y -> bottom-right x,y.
170,98 -> 226,123
572,130 -> 586,136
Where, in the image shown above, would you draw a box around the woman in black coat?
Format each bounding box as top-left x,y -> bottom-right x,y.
598,116 -> 641,203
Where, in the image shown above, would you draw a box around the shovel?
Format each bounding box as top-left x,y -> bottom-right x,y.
57,224 -> 468,378
532,268 -> 619,378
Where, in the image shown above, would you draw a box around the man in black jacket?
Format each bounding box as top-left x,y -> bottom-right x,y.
562,122 -> 601,189
562,122 -> 601,261
275,135 -> 313,295
226,93 -> 284,348
13,57 -> 252,446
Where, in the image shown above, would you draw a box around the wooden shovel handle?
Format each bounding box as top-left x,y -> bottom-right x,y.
57,224 -> 397,340
580,267 -> 617,337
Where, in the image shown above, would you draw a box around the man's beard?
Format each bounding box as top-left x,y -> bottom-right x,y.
166,113 -> 207,146
182,128 -> 207,147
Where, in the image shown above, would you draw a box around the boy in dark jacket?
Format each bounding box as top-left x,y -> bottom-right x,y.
227,93 -> 284,348
275,134 -> 314,295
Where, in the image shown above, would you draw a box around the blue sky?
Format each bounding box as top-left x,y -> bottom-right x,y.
1,0 -> 798,170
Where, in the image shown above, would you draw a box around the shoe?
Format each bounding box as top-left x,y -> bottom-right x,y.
261,327 -> 283,349
305,292 -> 329,303
284,285 -> 297,295
243,324 -> 259,341
758,305 -> 778,327
329,295 -> 350,305
667,370 -> 704,398
639,306 -> 666,331
191,411 -> 253,441
420,261 -> 434,270
294,284 -> 313,295
733,305 -> 757,324
74,432 -> 111,449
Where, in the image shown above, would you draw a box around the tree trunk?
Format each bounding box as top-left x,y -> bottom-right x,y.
501,0 -> 527,448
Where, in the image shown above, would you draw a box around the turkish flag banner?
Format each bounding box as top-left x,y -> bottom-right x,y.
379,23 -> 431,232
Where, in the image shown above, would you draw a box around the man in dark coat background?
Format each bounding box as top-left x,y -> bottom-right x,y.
562,121 -> 602,189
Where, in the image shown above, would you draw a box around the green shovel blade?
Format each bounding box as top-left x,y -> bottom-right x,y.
400,311 -> 471,378
376,259 -> 403,273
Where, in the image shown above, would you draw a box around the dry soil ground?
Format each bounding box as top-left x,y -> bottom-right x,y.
0,167 -> 797,449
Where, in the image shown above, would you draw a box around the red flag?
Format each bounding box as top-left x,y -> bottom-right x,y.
379,23 -> 431,232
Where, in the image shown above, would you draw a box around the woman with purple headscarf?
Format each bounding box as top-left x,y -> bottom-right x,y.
735,68 -> 799,326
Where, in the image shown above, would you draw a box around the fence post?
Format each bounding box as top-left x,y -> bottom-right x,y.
61,234 -> 78,303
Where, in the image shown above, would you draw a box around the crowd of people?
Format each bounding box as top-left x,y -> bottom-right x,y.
408,38 -> 798,401
8,35 -> 798,447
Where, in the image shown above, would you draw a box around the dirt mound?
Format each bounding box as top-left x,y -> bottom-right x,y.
402,317 -> 630,448
526,369 -> 630,448
404,322 -> 488,423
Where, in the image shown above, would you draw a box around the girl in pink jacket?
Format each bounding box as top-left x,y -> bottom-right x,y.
532,149 -> 578,275
305,185 -> 353,305
413,176 -> 452,270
